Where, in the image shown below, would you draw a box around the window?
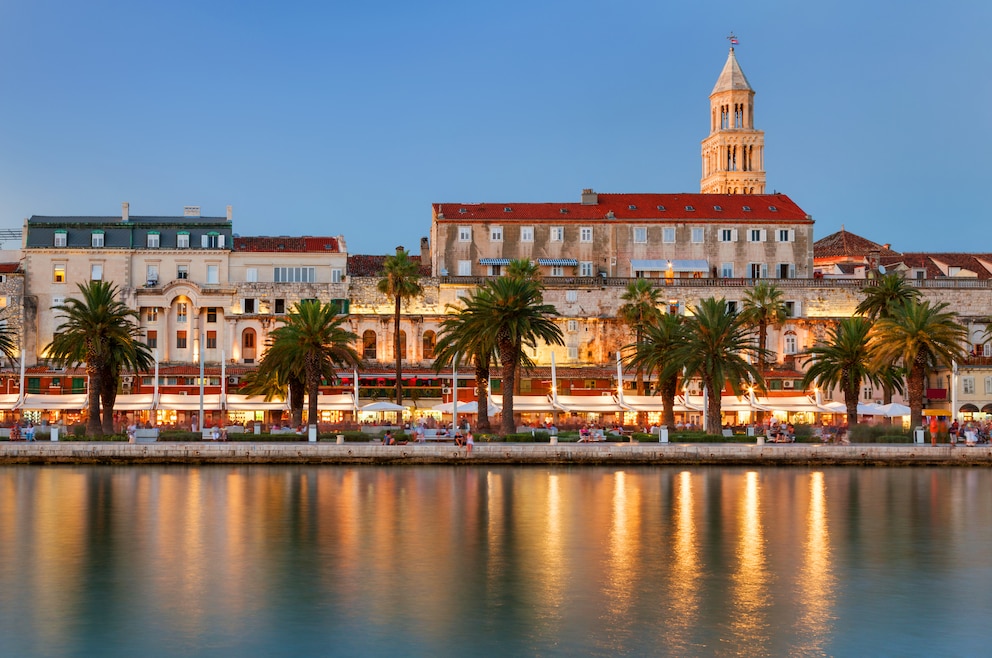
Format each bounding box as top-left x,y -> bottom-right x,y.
567,347 -> 579,361
521,226 -> 534,242
274,267 -> 316,283
785,301 -> 801,317
207,307 -> 217,323
176,330 -> 188,349
177,303 -> 188,323
242,330 -> 255,349
691,228 -> 704,243
567,320 -> 578,333
54,231 -> 67,247
177,264 -> 189,279
985,343 -> 992,357
749,263 -> 767,279
726,300 -> 738,314
565,290 -> 578,302
243,298 -> 256,314
202,233 -> 220,248
275,299 -> 285,314
147,233 -> 160,248
749,229 -> 765,242
246,267 -> 258,282
457,260 -> 472,276
550,227 -> 564,242
721,263 -> 734,278
146,264 -> 159,285
784,334 -> 798,355
579,262 -> 593,277
985,376 -> 992,395
206,331 -> 217,350
490,226 -> 503,242
551,265 -> 564,277
963,377 -> 976,395
458,226 -> 471,242
53,264 -> 66,283
206,265 -> 219,284
580,227 -> 593,242
662,227 -> 676,244
778,229 -> 794,242
145,307 -> 158,322
330,299 -> 349,315
331,268 -> 343,283
146,330 -> 157,349
90,264 -> 103,281
363,330 -> 377,359
91,231 -> 104,248
633,227 -> 647,243
176,232 -> 190,249
720,229 -> 737,242
423,331 -> 436,360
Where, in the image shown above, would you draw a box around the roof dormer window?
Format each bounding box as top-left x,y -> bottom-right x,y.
685,205 -> 695,212
713,205 -> 722,211
742,205 -> 752,212
91,231 -> 105,248
54,231 -> 67,247
769,205 -> 778,212
657,205 -> 665,211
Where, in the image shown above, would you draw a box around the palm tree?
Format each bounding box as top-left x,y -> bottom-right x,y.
626,313 -> 686,428
467,277 -> 564,435
377,247 -> 423,405
856,272 -> 923,409
0,311 -> 18,364
263,300 -> 360,428
868,299 -> 968,430
856,272 -> 922,320
801,317 -> 901,428
618,279 -> 663,395
46,281 -> 152,436
741,282 -> 787,374
433,297 -> 498,432
505,258 -> 541,285
665,298 -> 764,434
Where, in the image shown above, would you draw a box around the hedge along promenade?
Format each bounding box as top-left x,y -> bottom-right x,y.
2,442 -> 992,466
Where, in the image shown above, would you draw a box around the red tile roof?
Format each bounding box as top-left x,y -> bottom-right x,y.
433,193 -> 810,223
813,228 -> 900,260
348,254 -> 432,277
883,253 -> 992,279
0,263 -> 20,274
233,236 -> 341,253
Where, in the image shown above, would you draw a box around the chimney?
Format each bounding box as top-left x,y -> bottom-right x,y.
883,243 -> 891,251
581,188 -> 598,205
420,236 -> 430,263
122,202 -> 129,222
396,245 -> 404,256
226,205 -> 233,221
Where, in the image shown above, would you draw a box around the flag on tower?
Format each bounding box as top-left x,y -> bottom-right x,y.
730,36 -> 738,44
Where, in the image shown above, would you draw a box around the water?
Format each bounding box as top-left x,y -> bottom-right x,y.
1,465 -> 990,657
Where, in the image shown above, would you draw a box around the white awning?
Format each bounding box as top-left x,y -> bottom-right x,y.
553,394 -> 625,413
432,400 -> 501,415
490,395 -> 557,412
157,394 -> 224,411
313,394 -> 358,411
758,395 -> 825,413
0,394 -> 21,410
112,394 -> 156,411
19,393 -> 88,410
619,395 -> 701,412
684,394 -> 772,413
226,394 -> 289,411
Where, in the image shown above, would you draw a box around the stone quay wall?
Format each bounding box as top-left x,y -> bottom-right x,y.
3,442 -> 992,466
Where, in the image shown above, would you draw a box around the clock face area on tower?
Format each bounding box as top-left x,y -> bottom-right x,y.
700,47 -> 766,196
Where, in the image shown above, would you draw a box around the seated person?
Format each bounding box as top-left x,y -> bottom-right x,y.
384,430 -> 395,445
454,432 -> 465,447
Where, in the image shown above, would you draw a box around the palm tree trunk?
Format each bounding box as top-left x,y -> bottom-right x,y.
86,363 -> 102,436
100,372 -> 117,435
660,376 -> 678,429
394,295 -> 403,405
289,377 -> 304,427
306,355 -> 319,430
474,355 -> 491,432
706,380 -> 721,436
499,338 -> 516,436
844,385 -> 859,429
908,361 -> 926,432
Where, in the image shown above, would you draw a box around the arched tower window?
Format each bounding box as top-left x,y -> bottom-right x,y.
363,330 -> 377,360
242,328 -> 257,363
423,331 -> 436,360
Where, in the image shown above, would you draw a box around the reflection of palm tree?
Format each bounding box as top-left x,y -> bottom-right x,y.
869,299 -> 967,430
801,317 -> 900,428
627,313 -> 686,428
666,298 -> 762,433
46,281 -> 152,435
377,248 -> 423,405
261,300 -> 360,428
619,279 -> 662,395
468,277 -> 564,435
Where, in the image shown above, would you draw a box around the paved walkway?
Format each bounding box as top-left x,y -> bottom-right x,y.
1,441 -> 989,466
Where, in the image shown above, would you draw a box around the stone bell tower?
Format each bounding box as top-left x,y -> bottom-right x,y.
700,42 -> 766,194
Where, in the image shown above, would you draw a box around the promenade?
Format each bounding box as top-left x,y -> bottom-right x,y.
2,442 -> 991,466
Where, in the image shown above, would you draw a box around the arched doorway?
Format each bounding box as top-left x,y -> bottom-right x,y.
363,330 -> 377,360
242,328 -> 257,363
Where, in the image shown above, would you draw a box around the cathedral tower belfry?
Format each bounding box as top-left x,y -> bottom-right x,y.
700,43 -> 765,194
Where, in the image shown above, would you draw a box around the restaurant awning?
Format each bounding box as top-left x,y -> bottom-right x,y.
537,258 -> 578,267
619,395 -> 701,413
157,394 -> 224,412
0,394 -> 20,411
19,394 -> 88,410
225,394 -> 289,411
553,395 -> 625,413
490,395 -> 557,412
313,394 -> 358,411
478,258 -> 511,265
112,394 -> 156,411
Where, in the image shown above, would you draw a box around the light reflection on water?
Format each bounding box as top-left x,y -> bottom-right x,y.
2,466 -> 992,657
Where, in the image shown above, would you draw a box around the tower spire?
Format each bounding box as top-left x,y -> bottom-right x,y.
700,40 -> 765,195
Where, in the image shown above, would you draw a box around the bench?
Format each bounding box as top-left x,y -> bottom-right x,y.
577,429 -> 606,443
420,429 -> 453,442
134,428 -> 159,443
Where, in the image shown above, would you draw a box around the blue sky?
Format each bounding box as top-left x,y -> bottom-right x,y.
1,0 -> 989,255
